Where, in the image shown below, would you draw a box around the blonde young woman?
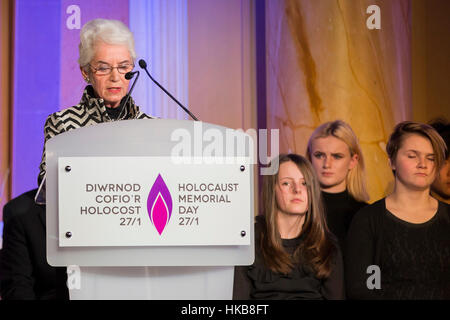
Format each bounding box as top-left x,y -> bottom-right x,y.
233,154 -> 344,300
306,120 -> 369,254
346,121 -> 450,299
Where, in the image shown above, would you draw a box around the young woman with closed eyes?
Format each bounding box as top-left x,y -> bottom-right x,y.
345,121 -> 450,299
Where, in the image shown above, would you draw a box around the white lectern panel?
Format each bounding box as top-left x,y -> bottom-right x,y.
58,156 -> 251,247
46,120 -> 255,267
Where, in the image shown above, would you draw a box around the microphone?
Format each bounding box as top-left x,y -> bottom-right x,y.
115,70 -> 140,120
124,70 -> 140,94
125,71 -> 139,80
138,59 -> 199,121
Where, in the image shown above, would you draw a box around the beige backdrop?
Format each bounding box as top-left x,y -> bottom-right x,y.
412,0 -> 450,123
1,0 -> 449,212
265,0 -> 415,202
187,0 -> 257,131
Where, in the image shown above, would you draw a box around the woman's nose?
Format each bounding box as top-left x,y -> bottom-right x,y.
417,156 -> 427,169
292,182 -> 302,194
323,156 -> 331,168
109,68 -> 120,81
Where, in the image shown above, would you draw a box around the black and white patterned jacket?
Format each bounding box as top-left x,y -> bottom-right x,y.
38,85 -> 154,185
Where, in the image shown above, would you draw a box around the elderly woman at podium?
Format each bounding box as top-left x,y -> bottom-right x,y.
37,18 -> 154,193
0,19 -> 153,300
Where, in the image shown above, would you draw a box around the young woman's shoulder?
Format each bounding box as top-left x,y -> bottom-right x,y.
349,198 -> 386,233
437,200 -> 450,220
354,198 -> 385,217
438,200 -> 450,210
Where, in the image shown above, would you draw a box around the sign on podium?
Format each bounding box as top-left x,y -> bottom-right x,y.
46,119 -> 255,299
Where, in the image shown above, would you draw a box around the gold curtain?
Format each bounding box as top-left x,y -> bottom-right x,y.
0,0 -> 13,217
412,0 -> 450,123
266,0 -> 412,202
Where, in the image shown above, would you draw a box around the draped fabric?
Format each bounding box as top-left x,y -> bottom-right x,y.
265,0 -> 412,202
129,0 -> 189,120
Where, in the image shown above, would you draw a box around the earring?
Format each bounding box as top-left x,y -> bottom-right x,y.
84,77 -> 90,83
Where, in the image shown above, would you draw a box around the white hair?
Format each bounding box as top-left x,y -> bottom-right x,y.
78,19 -> 136,70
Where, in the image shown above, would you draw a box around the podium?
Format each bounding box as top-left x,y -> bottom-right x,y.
45,119 -> 255,299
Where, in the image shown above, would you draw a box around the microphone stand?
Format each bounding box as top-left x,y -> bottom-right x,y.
115,71 -> 140,121
138,59 -> 199,121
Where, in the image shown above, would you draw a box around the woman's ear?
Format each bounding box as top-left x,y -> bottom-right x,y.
80,66 -> 90,83
348,153 -> 359,170
388,157 -> 396,171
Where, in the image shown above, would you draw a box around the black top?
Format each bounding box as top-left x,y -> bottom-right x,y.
105,104 -> 123,120
0,189 -> 68,300
322,190 -> 367,255
345,198 -> 450,299
233,215 -> 345,300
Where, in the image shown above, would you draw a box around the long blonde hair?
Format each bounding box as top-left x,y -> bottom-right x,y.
260,154 -> 336,278
306,120 -> 369,202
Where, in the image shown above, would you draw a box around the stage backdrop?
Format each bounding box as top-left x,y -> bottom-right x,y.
266,0 -> 417,202
1,0 -> 449,227
5,0 -> 255,207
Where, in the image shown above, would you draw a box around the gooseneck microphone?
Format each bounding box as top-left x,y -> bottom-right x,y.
114,70 -> 140,120
124,70 -> 140,100
138,59 -> 199,121
125,70 -> 139,80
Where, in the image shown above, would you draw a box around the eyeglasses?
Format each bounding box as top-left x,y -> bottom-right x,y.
88,63 -> 134,75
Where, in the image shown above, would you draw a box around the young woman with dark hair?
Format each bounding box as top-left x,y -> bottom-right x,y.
233,154 -> 345,300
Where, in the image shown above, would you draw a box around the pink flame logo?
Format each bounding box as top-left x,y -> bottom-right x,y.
147,174 -> 173,235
